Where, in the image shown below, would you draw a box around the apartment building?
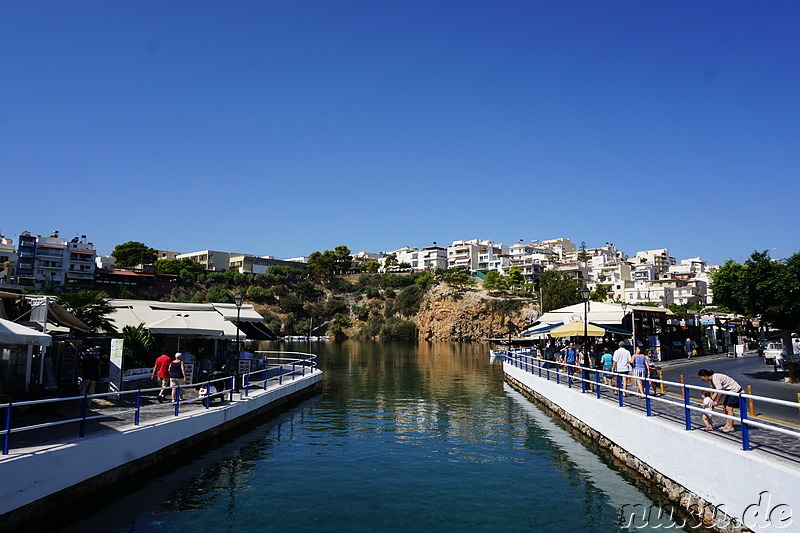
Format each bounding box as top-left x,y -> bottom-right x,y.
176,250 -> 231,271
418,244 -> 448,270
540,238 -> 576,261
633,248 -> 676,275
447,239 -> 491,270
14,231 -> 96,291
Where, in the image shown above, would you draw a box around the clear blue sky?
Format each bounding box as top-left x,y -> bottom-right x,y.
2,1 -> 798,265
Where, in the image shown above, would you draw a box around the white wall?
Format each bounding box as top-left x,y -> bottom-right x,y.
504,363 -> 800,531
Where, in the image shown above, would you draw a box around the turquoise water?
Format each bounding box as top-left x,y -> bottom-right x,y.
59,341 -> 684,532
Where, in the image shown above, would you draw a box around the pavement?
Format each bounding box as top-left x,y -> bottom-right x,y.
535,350 -> 800,467
1,382 -> 259,457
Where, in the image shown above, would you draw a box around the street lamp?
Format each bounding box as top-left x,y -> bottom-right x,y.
580,286 -> 591,350
233,293 -> 244,393
621,301 -> 635,351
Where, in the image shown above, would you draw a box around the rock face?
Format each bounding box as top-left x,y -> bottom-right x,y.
415,284 -> 538,341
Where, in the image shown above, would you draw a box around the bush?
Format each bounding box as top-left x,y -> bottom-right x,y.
394,285 -> 422,317
380,317 -> 417,341
353,306 -> 369,321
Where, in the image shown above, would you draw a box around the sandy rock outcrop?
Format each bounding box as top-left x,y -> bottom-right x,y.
415,284 -> 537,341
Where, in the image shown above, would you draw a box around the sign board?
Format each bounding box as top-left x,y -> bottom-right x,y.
183,362 -> 195,385
238,359 -> 252,377
109,339 -> 124,397
29,297 -> 48,330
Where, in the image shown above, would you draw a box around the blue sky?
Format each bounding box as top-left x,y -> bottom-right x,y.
2,1 -> 798,265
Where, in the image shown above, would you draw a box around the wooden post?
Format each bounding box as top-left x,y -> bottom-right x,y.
747,385 -> 755,416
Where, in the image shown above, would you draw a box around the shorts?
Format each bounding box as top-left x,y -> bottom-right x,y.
170,378 -> 185,387
721,392 -> 741,408
602,365 -> 613,373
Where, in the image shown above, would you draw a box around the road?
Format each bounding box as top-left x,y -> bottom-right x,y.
660,352 -> 800,425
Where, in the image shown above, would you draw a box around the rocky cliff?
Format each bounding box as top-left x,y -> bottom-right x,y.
415,284 -> 538,341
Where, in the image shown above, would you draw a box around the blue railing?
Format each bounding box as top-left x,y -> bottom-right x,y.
0,352 -> 318,456
505,352 -> 800,452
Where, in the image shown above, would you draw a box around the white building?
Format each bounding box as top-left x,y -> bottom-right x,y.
176,250 -> 231,271
447,239 -> 494,270
0,236 -> 17,284
634,248 -> 675,275
14,231 -> 96,290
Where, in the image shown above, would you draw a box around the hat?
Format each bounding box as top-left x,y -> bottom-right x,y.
174,352 -> 182,359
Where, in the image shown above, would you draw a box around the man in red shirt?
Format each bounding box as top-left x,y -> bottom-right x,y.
151,352 -> 173,402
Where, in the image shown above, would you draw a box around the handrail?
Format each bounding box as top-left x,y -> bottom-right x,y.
0,352 -> 318,456
504,352 -> 800,452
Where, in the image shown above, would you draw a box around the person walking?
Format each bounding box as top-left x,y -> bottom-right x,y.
151,351 -> 172,402
79,350 -> 101,397
612,341 -> 632,395
697,369 -> 743,433
599,347 -> 614,386
579,345 -> 596,391
629,347 -> 652,396
169,352 -> 187,402
685,338 -> 696,359
562,342 -> 577,376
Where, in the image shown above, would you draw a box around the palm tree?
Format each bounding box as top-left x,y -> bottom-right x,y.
122,324 -> 159,369
56,290 -> 118,335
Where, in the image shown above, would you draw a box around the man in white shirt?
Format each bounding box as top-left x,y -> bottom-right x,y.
612,341 -> 632,394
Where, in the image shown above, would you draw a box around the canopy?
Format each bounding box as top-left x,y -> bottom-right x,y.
146,313 -> 224,337
0,318 -> 52,347
520,323 -> 560,337
550,321 -> 605,338
589,322 -> 632,336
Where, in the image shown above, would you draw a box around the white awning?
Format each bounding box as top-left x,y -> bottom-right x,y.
108,299 -> 251,340
0,318 -> 52,347
212,303 -> 265,322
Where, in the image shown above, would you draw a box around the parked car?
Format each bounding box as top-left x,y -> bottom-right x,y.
763,342 -> 785,365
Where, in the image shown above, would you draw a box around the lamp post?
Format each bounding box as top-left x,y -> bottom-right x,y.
622,301 -> 635,351
233,293 -> 244,393
580,286 -> 591,351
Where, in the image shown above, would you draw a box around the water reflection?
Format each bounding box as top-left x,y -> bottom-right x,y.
58,341 -> 682,532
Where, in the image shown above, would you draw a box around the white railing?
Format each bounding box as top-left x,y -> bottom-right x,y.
505,353 -> 800,452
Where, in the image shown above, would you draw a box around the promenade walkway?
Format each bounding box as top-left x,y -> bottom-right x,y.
505,353 -> 800,467
1,357 -> 314,457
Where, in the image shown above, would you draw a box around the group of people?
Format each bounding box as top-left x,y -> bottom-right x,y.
544,338 -> 748,434
151,351 -> 188,402
547,341 -> 658,396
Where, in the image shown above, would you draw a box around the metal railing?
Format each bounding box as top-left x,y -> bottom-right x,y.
505,352 -> 800,452
0,352 -> 318,456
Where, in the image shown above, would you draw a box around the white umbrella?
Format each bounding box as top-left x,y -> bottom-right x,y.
146,313 -> 224,350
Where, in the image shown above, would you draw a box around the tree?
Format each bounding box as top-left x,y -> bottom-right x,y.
577,241 -> 590,262
483,271 -> 507,292
307,250 -> 338,280
538,270 -> 581,313
506,267 -> 525,291
122,324 -> 159,369
384,254 -> 398,269
443,271 -> 475,291
591,284 -> 611,302
56,290 -> 118,335
360,261 -> 380,272
154,258 -> 206,275
111,241 -> 157,268
334,245 -> 352,272
712,250 -> 800,348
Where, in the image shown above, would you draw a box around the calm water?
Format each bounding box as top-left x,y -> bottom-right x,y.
59,341 -> 683,532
